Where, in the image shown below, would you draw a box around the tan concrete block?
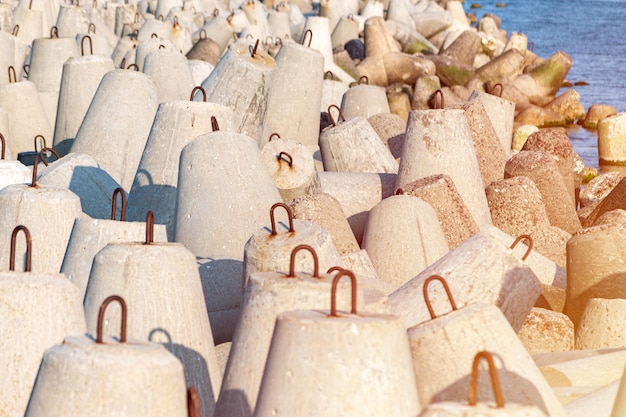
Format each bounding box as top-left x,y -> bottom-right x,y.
517,307 -> 574,354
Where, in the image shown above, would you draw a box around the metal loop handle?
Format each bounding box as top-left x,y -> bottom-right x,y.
188,387 -> 200,417
423,275 -> 458,320
430,89 -> 444,109
39,147 -> 60,166
327,266 -> 343,274
31,156 -> 38,187
12,24 -> 19,36
249,39 -> 260,58
469,351 -> 505,408
268,133 -> 280,142
145,210 -> 154,244
88,23 -> 96,34
510,234 -> 533,261
190,86 -> 206,102
96,295 -> 127,344
111,187 -> 126,221
211,116 -> 219,132
23,64 -> 29,77
324,71 -> 334,80
0,133 -> 5,160
8,66 -> 16,83
126,63 -> 139,71
269,202 -> 295,235
50,26 -> 59,38
395,188 -> 404,195
200,28 -> 207,39
276,151 -> 293,167
358,75 -> 369,85
301,29 -> 312,47
330,269 -> 357,316
10,225 -> 32,272
288,244 -> 319,278
34,135 -> 46,152
81,35 -> 93,56
327,104 -> 346,127
490,83 -> 503,98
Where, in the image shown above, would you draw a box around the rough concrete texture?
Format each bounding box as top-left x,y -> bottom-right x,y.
529,225 -> 570,268
61,217 -> 168,298
84,242 -> 222,417
566,223 -> 626,326
576,298 -> 626,350
362,195 -> 449,288
582,103 -> 617,129
598,112 -> 626,165
401,174 -> 479,249
535,284 -> 566,313
581,177 -> 626,228
439,29 -> 481,66
320,116 -> 398,174
0,184 -> 82,274
504,151 -> 581,234
255,310 -> 421,417
592,208 -> 626,227
389,230 -> 541,332
517,307 -> 574,354
469,89 -> 516,157
367,112 -> 406,161
243,217 -> 343,287
486,176 -> 551,237
25,336 -> 187,417
408,303 -> 566,417
449,100 -> 507,188
0,272 -> 86,417
579,171 -> 624,208
287,193 -> 360,256
216,272 -> 364,417
397,109 -> 492,229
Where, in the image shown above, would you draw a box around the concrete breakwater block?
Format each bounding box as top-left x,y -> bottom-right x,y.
126,99 -> 235,241
254,271 -> 420,417
341,82 -> 391,119
70,69 -> 159,191
598,112 -> 626,166
579,172 -> 624,209
389,231 -> 541,332
468,89 -> 515,157
0,226 -> 86,417
216,248 -> 361,417
362,194 -> 449,288
0,158 -> 31,191
396,109 -> 492,229
25,298 -> 187,417
540,349 -> 626,389
580,176 -> 626,228
566,380 -> 620,417
175,131 -> 282,343
399,174 -> 479,250
409,301 -> 565,417
517,307 -> 574,354
576,298 -> 626,350
143,48 -> 196,103
84,239 -> 221,417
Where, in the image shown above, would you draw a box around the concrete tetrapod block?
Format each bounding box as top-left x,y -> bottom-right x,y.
287,192 -> 360,256
0,183 -> 82,274
340,84 -> 391,119
517,307 -> 574,354
598,112 -> 626,166
36,153 -> 123,220
449,100 -> 507,189
504,151 -> 581,235
25,336 -> 187,417
468,88 -> 515,158
215,269 -> 363,417
126,100 -> 235,241
175,131 -> 282,343
367,112 -> 405,161
397,109 -> 492,229
362,195 -> 449,288
261,40 -> 324,150
254,310 -> 420,416
389,230 -> 541,332
566,223 -> 626,327
408,303 -> 566,417
60,216 -> 167,298
143,48 -> 196,103
576,298 -> 626,350
319,115 -> 399,174
53,55 -> 115,156
260,138 -> 321,202
0,160 -> 31,190
581,177 -> 626,228
134,38 -> 177,72
318,171 -> 396,244
70,69 -> 159,191
201,42 -> 275,145
84,242 -> 221,417
400,174 -> 479,250
579,172 -> 624,209
0,268 -> 86,417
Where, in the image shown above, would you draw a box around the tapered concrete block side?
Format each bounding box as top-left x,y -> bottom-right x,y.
408,303 -> 567,417
84,243 -> 221,417
362,195 -> 449,288
201,43 -> 275,145
0,184 -> 82,274
25,337 -> 187,417
401,174 -> 479,249
0,273 -> 86,417
576,298 -> 626,350
127,100 -> 235,240
504,151 -> 581,235
468,89 -> 515,157
581,177 -> 626,228
71,69 -> 159,191
216,272 -> 362,417
143,49 -> 196,103
517,307 -> 574,354
255,310 -> 421,417
389,231 -> 541,332
397,109 -> 492,228
566,224 -> 626,327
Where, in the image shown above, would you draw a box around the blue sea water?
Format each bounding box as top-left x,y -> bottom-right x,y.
465,0 -> 626,169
